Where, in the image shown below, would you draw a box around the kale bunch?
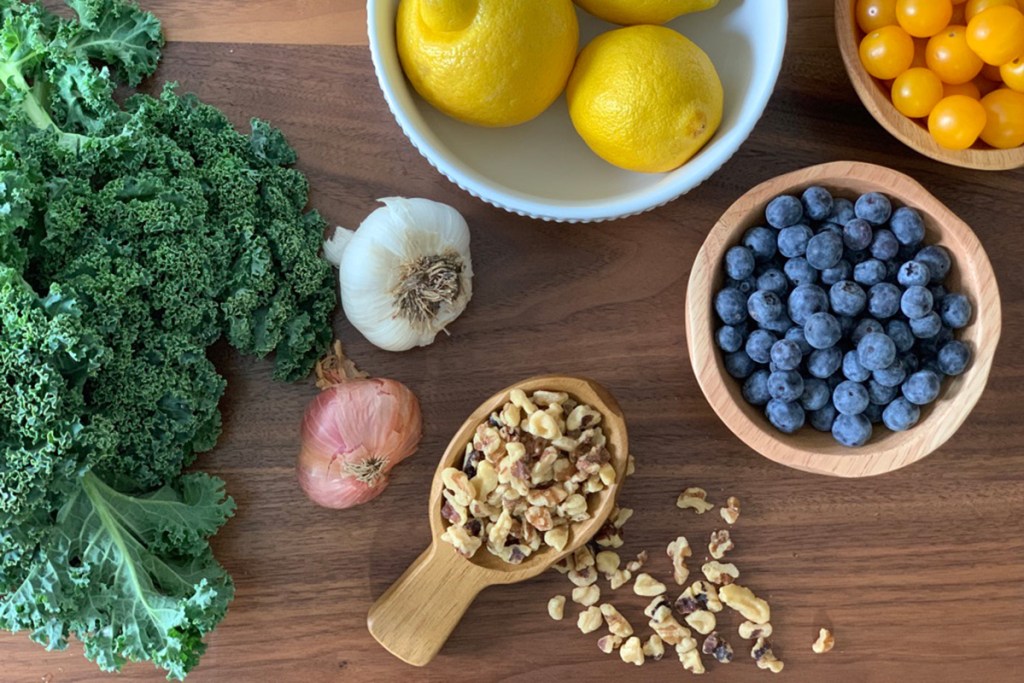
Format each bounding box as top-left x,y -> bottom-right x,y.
1,0 -> 334,677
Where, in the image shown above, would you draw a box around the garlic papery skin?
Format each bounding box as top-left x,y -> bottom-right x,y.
324,197 -> 473,352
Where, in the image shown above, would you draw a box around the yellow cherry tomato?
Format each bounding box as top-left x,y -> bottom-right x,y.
980,88 -> 1024,146
857,0 -> 898,32
1000,56 -> 1024,91
928,95 -> 988,148
897,0 -> 953,37
944,80 -> 983,97
860,25 -> 917,79
892,68 -> 946,116
966,6 -> 1024,64
926,26 -> 984,83
965,0 -> 1016,21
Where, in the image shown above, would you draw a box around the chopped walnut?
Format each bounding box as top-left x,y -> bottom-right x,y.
441,467 -> 476,508
702,632 -> 735,663
609,568 -> 632,590
677,580 -> 723,615
708,529 -> 734,560
533,390 -> 569,407
738,620 -> 773,640
719,584 -> 770,625
577,606 -> 604,634
643,634 -> 666,661
597,634 -> 623,654
676,487 -> 713,514
752,637 -> 784,673
648,604 -> 691,646
572,585 -> 601,607
684,609 -> 717,635
812,628 -> 835,654
677,643 -> 706,674
600,603 -> 634,638
626,453 -> 636,477
633,573 -> 667,597
547,595 -> 566,621
701,561 -> 739,586
667,536 -> 692,585
439,525 -> 482,558
611,506 -> 633,528
619,636 -> 645,666
625,550 -> 648,573
544,526 -> 570,553
595,551 -> 620,577
567,404 -> 601,431
574,545 -> 595,570
720,496 -> 741,525
568,566 -> 598,587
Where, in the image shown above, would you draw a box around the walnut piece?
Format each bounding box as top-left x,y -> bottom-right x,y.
619,636 -> 645,666
609,568 -> 632,590
577,606 -> 604,634
643,635 -> 666,661
719,584 -> 771,625
595,550 -> 620,577
752,637 -> 784,673
677,580 -> 723,615
812,627 -> 835,654
572,584 -> 601,607
633,572 -> 667,597
597,634 -> 623,654
708,529 -> 734,560
568,566 -> 598,587
720,496 -> 741,525
625,550 -> 648,573
600,603 -> 634,638
667,536 -> 692,585
684,609 -> 717,635
547,595 -> 566,620
738,620 -> 773,640
701,560 -> 739,586
677,643 -> 706,674
702,631 -> 735,664
648,603 -> 692,646
676,487 -> 713,514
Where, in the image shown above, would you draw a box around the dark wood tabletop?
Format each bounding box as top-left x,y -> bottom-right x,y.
5,1 -> 1023,681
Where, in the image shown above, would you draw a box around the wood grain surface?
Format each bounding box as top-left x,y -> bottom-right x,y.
5,1 -> 1024,682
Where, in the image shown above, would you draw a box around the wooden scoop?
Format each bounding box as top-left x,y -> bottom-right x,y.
367,375 -> 629,666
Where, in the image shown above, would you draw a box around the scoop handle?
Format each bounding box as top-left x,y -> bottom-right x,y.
367,543 -> 487,666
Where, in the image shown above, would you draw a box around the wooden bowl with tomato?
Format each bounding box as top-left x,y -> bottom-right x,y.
836,0 -> 1024,171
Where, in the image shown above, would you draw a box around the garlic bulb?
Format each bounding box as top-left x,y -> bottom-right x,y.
324,197 -> 473,352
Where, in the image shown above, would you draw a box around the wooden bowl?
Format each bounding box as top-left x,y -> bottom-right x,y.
835,0 -> 1024,171
367,375 -> 628,665
685,161 -> 1001,477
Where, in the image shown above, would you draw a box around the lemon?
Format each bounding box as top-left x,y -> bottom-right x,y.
566,25 -> 723,173
396,0 -> 579,127
574,0 -> 720,25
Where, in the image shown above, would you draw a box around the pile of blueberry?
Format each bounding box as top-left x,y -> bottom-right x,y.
714,187 -> 974,447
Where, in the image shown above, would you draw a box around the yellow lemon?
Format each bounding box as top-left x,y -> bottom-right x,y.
566,25 -> 723,173
396,0 -> 579,127
574,0 -> 720,25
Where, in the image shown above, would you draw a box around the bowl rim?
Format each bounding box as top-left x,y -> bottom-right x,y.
684,160 -> 1002,478
367,0 -> 790,222
834,0 -> 1024,171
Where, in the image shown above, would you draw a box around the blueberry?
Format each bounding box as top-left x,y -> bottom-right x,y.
890,206 -> 925,246
725,245 -> 756,280
885,319 -> 915,353
843,218 -> 874,251
833,380 -> 870,415
716,325 -> 746,353
829,280 -> 867,316
771,339 -> 803,371
910,311 -> 942,338
900,285 -> 934,320
854,259 -> 887,286
832,413 -> 873,447
867,379 -> 900,405
806,231 -> 844,270
801,185 -> 834,221
724,351 -> 756,379
800,378 -> 831,411
855,192 -> 892,225
804,312 -> 842,349
829,197 -> 856,224
766,195 -> 804,229
937,340 -> 971,376
851,317 -> 884,344
902,370 -> 942,405
768,370 -> 805,402
785,326 -> 813,355
810,404 -> 838,432
778,224 -> 813,258
745,329 -> 778,364
727,276 -> 756,296
897,260 -> 931,288
756,268 -> 788,295
766,399 -> 806,434
867,282 -> 901,319
817,222 -> 844,237
870,229 -> 899,261
762,314 -> 795,334
915,245 -> 951,283
787,284 -> 829,325
857,332 -> 896,371
743,226 -> 778,263
807,347 -> 843,379
938,293 -> 972,329
747,290 -> 784,325
863,401 -> 885,424
714,288 -> 748,325
843,350 -> 872,382
784,257 -> 818,286
872,360 -> 907,388
821,259 -> 853,286
742,369 -> 772,406
882,397 -> 921,431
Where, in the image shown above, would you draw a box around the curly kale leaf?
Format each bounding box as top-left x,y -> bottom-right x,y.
62,0 -> 163,86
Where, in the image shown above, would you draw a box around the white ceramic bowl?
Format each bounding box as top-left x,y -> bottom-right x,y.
367,0 -> 789,222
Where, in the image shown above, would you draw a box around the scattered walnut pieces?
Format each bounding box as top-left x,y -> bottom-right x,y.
812,628 -> 835,654
597,634 -> 623,654
708,529 -> 734,560
702,632 -> 735,664
647,600 -> 692,646
720,496 -> 741,525
677,642 -> 706,674
702,560 -> 739,586
625,550 -> 648,573
667,536 -> 692,585
548,595 -> 566,621
609,568 -> 632,590
600,603 -> 634,638
577,606 -> 604,634
738,620 -> 773,640
719,584 -> 770,625
620,636 -> 645,666
633,572 -> 667,597
573,584 -> 601,607
684,609 -> 717,635
677,487 -> 714,514
612,507 -> 634,528
643,635 -> 666,661
752,637 -> 784,673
